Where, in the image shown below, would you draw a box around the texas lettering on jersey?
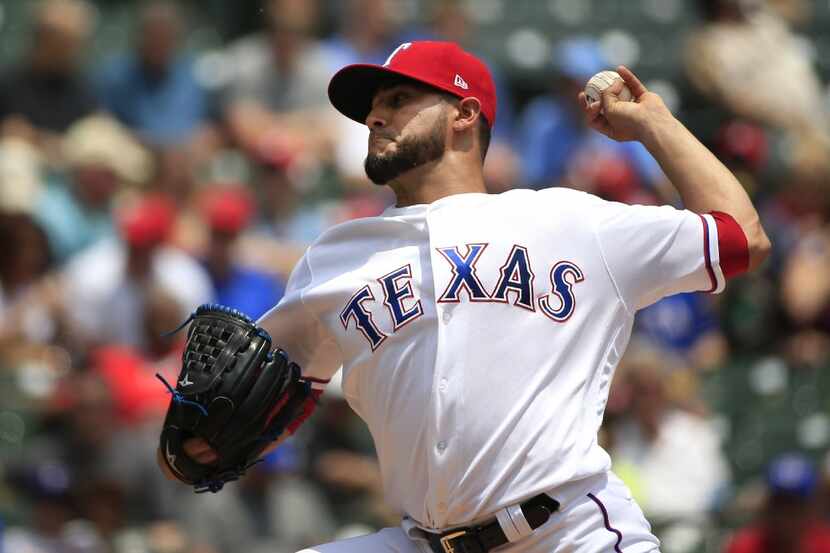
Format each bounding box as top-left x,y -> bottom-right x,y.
339,243 -> 584,350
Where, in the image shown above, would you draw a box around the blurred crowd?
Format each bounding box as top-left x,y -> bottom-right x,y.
1,0 -> 830,552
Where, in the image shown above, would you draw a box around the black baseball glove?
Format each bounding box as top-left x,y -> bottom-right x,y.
157,304 -> 312,493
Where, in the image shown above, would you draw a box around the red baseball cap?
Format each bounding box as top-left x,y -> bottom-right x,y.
328,41 -> 496,128
200,186 -> 253,234
118,194 -> 176,248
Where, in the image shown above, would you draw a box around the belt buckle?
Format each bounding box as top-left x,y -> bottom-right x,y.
439,530 -> 467,553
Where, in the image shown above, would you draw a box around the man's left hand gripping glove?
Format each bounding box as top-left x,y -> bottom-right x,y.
157,304 -> 312,493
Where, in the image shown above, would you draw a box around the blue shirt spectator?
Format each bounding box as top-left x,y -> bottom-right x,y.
515,37 -> 663,191
516,99 -> 662,190
34,115 -> 152,263
210,265 -> 286,321
636,293 -> 720,356
97,1 -> 208,147
98,55 -> 207,147
199,185 -> 287,320
34,176 -> 114,262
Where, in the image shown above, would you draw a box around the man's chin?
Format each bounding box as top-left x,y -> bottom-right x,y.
369,145 -> 396,158
366,165 -> 424,186
366,174 -> 391,186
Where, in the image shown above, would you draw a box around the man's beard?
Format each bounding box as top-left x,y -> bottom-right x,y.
364,119 -> 447,185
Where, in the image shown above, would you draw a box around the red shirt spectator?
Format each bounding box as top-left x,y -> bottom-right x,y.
726,522 -> 830,553
725,454 -> 830,553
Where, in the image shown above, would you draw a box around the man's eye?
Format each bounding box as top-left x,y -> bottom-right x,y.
391,93 -> 407,107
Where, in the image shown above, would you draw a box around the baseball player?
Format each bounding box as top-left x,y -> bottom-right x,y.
163,41 -> 770,552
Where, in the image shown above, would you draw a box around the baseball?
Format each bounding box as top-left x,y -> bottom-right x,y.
584,70 -> 633,105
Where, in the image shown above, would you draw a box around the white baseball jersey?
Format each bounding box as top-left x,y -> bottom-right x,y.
259,187 -> 727,530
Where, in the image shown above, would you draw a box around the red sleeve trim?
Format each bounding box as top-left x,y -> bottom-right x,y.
699,215 -> 717,293
710,211 -> 749,278
287,389 -> 323,434
303,376 -> 331,384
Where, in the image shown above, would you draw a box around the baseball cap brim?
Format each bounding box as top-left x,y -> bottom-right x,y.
328,63 -> 461,126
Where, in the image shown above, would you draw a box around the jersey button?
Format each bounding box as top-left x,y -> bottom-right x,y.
436,441 -> 447,452
442,311 -> 452,323
439,378 -> 448,392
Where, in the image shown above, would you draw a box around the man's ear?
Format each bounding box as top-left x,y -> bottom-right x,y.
452,97 -> 482,132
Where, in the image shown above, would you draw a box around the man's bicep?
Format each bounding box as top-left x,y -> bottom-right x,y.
258,292 -> 341,383
596,203 -> 725,311
257,254 -> 342,384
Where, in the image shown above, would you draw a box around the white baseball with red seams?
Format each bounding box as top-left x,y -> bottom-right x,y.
258,187 -> 736,552
585,70 -> 634,104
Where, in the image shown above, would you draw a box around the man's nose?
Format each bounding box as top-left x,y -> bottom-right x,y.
365,108 -> 386,129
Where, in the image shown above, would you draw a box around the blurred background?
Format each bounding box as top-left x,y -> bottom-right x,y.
1,0 -> 830,552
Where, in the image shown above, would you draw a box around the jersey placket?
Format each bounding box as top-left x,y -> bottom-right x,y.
423,204 -> 465,529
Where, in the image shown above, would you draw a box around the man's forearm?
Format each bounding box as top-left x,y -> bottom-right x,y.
641,116 -> 771,270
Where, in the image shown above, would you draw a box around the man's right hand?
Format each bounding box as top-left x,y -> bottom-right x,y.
578,65 -> 674,144
156,438 -> 218,481
156,435 -> 286,482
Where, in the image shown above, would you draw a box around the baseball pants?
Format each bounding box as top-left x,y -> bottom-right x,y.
298,471 -> 661,553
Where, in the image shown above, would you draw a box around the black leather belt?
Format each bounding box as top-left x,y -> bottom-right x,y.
425,493 -> 560,553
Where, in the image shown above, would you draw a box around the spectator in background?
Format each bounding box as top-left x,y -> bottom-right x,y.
90,286 -> 184,428
34,115 -> 153,262
16,371 -> 173,544
0,133 -> 43,212
724,453 -> 830,553
220,0 -> 334,163
251,137 -> 379,250
252,147 -> 309,241
4,460 -> 98,553
0,211 -> 65,348
180,442 -> 337,553
415,0 -> 519,193
778,220 -> 830,367
635,292 -> 728,370
417,0 -> 516,145
0,0 -> 98,141
322,0 -> 404,69
97,1 -> 211,150
62,194 -> 213,350
685,0 -> 830,175
307,374 -> 393,531
821,453 -> 830,521
199,186 -> 286,319
514,37 -> 666,200
606,348 -> 730,550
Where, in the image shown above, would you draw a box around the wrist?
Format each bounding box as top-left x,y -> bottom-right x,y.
640,111 -> 681,153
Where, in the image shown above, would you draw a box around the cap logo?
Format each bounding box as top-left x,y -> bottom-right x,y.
383,42 -> 412,67
454,74 -> 469,90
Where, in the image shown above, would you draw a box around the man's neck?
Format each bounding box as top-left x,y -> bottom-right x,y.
389,155 -> 487,207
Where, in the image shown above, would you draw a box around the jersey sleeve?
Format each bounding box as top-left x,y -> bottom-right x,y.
257,252 -> 342,390
592,199 -> 748,311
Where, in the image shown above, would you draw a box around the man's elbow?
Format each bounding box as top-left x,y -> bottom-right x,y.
746,223 -> 772,272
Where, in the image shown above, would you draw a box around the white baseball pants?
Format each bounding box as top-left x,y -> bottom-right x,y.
298,471 -> 661,553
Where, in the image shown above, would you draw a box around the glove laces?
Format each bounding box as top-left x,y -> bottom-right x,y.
193,459 -> 264,493
155,373 -> 209,417
162,303 -> 260,337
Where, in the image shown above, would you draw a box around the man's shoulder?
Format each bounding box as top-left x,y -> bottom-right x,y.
306,213 -> 391,249
502,186 -> 605,209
